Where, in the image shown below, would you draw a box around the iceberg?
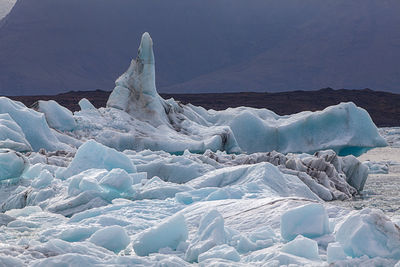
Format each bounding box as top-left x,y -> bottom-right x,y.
0,32 -> 394,266
101,32 -> 387,156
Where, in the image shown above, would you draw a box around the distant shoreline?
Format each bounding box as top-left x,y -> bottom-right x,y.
6,88 -> 400,127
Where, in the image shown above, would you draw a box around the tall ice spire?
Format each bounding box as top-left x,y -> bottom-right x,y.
107,32 -> 162,114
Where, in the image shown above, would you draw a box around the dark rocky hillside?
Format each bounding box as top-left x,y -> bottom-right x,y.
1,0 -> 400,95
8,88 -> 400,127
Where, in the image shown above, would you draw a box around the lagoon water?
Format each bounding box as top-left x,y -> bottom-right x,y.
333,130 -> 400,217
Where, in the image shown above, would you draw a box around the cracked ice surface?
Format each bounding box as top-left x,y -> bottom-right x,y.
0,32 -> 397,266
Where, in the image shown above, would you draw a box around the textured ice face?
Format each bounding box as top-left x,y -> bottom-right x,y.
0,97 -> 69,152
0,113 -> 31,152
34,100 -> 77,131
103,32 -> 386,156
335,208 -> 400,259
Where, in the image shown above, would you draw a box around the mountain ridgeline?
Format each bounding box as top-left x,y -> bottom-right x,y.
0,0 -> 399,95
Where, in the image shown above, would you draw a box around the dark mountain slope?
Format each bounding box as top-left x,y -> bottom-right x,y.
0,0 -> 399,95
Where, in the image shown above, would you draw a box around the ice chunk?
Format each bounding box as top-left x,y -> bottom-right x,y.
5,206 -> 42,218
134,176 -> 192,201
34,100 -> 76,131
280,203 -> 330,241
0,256 -> 24,267
186,210 -> 227,262
281,235 -> 320,260
106,86 -> 131,111
363,160 -> 389,174
0,97 -> 67,151
89,225 -> 130,253
327,242 -> 347,263
234,226 -> 276,253
0,213 -> 15,226
341,155 -> 369,191
0,113 -> 32,152
47,191 -> 109,217
0,149 -> 27,180
133,213 -> 188,256
31,169 -> 53,189
186,162 -> 320,201
198,244 -> 240,262
99,168 -> 133,192
335,208 -> 400,259
78,98 -> 96,111
59,140 -> 136,179
67,169 -> 108,197
59,226 -> 99,242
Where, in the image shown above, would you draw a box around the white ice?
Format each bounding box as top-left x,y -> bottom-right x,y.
0,32 -> 396,267
35,100 -> 76,131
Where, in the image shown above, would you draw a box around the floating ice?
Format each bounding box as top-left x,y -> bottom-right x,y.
198,244 -> 240,263
133,213 -> 188,256
280,203 -> 330,241
99,168 -> 133,192
0,32 -> 394,266
0,149 -> 27,181
327,242 -> 347,263
363,160 -> 389,174
78,98 -> 97,111
31,169 -> 54,189
281,235 -> 320,260
89,225 -> 130,253
102,32 -> 386,156
335,208 -> 400,259
0,97 -> 68,151
186,210 -> 228,262
0,113 -> 32,152
59,139 -> 136,179
185,162 -> 320,201
34,100 -> 77,131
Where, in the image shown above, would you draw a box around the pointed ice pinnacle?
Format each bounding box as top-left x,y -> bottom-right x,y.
107,32 -> 164,121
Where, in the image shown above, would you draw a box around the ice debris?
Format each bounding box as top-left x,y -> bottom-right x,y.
78,98 -> 97,111
0,97 -> 68,151
59,139 -> 136,179
0,149 -> 27,180
34,100 -> 76,131
335,208 -> 400,259
0,113 -> 32,152
280,203 -> 330,241
0,32 -> 395,266
133,213 -> 188,256
281,235 -> 320,260
89,225 -> 130,253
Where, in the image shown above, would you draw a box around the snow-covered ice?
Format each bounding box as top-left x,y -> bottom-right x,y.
0,32 -> 397,266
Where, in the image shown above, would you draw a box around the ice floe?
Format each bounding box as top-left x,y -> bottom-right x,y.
0,32 -> 396,266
